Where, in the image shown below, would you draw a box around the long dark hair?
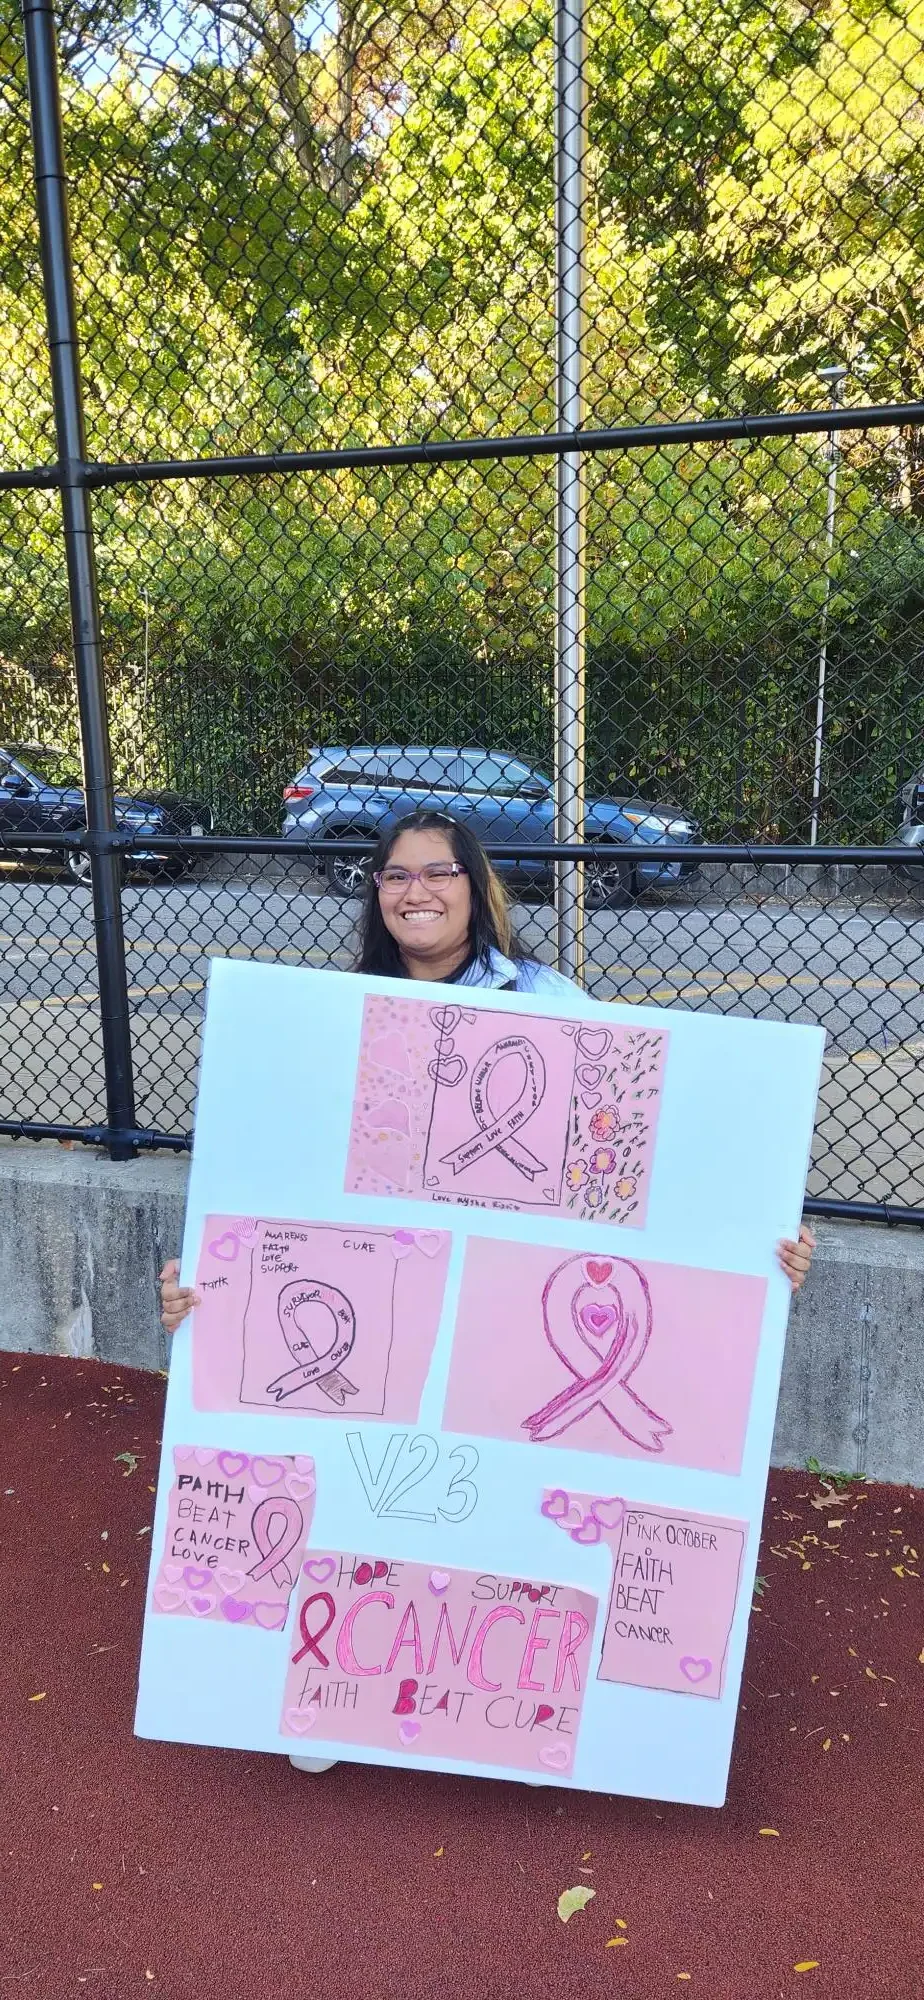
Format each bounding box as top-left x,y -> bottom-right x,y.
355,810 -> 525,978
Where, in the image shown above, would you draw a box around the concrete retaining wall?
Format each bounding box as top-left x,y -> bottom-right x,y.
1,1143 -> 921,1484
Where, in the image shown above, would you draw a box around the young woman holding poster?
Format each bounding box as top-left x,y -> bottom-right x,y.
158,809 -> 815,1772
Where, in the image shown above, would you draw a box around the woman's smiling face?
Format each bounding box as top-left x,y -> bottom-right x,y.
376,827 -> 473,978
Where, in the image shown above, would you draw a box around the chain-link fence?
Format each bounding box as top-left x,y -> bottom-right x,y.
0,0 -> 923,1216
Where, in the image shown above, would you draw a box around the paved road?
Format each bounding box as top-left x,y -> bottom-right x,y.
0,870 -> 921,1207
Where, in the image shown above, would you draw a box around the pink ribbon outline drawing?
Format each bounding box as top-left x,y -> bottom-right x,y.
438,1034 -> 548,1182
247,1496 -> 305,1587
523,1254 -> 673,1452
266,1279 -> 359,1406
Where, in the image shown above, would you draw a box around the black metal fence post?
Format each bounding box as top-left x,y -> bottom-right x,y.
21,0 -> 138,1160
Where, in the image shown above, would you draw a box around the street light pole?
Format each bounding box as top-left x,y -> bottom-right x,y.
810,363 -> 848,846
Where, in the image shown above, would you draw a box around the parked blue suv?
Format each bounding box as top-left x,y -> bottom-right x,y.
282,747 -> 700,904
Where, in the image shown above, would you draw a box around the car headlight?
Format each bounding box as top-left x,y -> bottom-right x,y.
622,811 -> 661,831
666,819 -> 692,835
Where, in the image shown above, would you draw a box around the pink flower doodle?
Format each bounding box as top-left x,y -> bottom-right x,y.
565,1160 -> 589,1191
589,1107 -> 619,1141
590,1146 -> 618,1176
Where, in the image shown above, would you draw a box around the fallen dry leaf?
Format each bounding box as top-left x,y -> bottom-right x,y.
28,1692 -> 46,1703
793,1962 -> 820,1974
918,1648 -> 924,1666
605,1939 -> 627,1949
558,1886 -> 595,1924
811,1484 -> 848,1511
758,1828 -> 779,1837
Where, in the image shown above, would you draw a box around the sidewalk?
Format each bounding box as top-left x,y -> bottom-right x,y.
2,1351 -> 921,2000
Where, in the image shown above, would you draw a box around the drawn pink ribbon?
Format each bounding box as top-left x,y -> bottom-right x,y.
266,1278 -> 358,1406
247,1496 -> 305,1587
438,1035 -> 547,1182
523,1254 -> 672,1452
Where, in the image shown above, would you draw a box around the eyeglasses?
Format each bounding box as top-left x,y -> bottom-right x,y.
374,862 -> 469,892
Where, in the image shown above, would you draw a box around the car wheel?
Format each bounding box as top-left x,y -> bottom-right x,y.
584,850 -> 637,910
324,841 -> 373,898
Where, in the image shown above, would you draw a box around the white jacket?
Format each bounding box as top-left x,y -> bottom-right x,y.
454,947 -> 591,1003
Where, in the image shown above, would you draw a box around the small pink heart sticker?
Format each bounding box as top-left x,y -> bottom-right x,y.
193,1448 -> 215,1467
285,1705 -> 319,1735
680,1656 -> 712,1685
428,1570 -> 451,1596
415,1232 -> 444,1259
216,1568 -> 246,1594
392,1230 -> 415,1259
303,1556 -> 336,1584
398,1720 -> 421,1747
251,1457 -> 287,1488
571,1517 -> 602,1546
538,1739 -> 572,1771
153,1583 -> 186,1614
590,1496 -> 626,1532
183,1565 -> 214,1592
162,1563 -> 183,1582
253,1601 -> 288,1631
220,1596 -> 251,1624
208,1233 -> 240,1263
293,1455 -> 315,1477
541,1488 -> 570,1522
286,1471 -> 316,1502
217,1452 -> 250,1478
187,1594 -> 216,1618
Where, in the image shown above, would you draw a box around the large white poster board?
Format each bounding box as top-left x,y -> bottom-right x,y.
135,960 -> 823,1804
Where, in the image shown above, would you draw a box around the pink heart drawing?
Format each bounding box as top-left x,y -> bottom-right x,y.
173,1446 -> 196,1464
580,1302 -> 618,1338
217,1567 -> 246,1594
285,1705 -> 319,1734
424,1175 -> 439,1188
250,1457 -> 287,1489
153,1583 -> 186,1614
208,1232 -> 240,1263
581,1092 -> 603,1110
293,1455 -> 315,1477
303,1556 -> 336,1584
590,1496 -> 626,1532
576,1063 -> 604,1088
367,1099 -> 411,1137
585,1260 -> 614,1287
392,1229 -> 415,1259
680,1656 -> 713,1685
286,1471 -> 316,1502
571,1517 -> 602,1546
162,1563 -> 183,1582
253,1601 -> 288,1631
217,1452 -> 250,1478
538,1739 -> 572,1771
577,1028 -> 611,1058
398,1720 -> 421,1747
541,1489 -> 571,1522
220,1596 -> 252,1624
187,1594 -> 216,1618
194,1448 -> 215,1466
541,1187 -> 556,1201
183,1565 -> 214,1592
428,1570 -> 451,1596
369,1032 -> 411,1076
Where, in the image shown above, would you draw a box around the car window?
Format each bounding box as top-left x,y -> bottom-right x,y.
4,748 -> 82,787
379,756 -> 457,789
455,754 -> 543,797
322,763 -> 377,785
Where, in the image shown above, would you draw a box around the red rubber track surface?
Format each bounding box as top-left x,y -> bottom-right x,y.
2,1352 -> 922,2000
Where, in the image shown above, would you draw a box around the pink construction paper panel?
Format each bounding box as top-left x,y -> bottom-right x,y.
345,994 -> 667,1226
151,1446 -> 316,1629
541,1489 -> 746,1699
280,1552 -> 598,1775
192,1216 -> 451,1421
445,1239 -> 766,1475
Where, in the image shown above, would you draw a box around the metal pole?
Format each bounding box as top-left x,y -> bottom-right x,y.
809,367 -> 846,846
22,0 -> 138,1159
553,0 -> 586,982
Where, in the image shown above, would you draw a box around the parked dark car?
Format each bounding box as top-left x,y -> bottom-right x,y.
899,765 -> 924,863
282,746 -> 700,904
0,744 -> 213,882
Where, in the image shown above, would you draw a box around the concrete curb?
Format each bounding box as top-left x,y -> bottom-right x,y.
1,1144 -> 921,1483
